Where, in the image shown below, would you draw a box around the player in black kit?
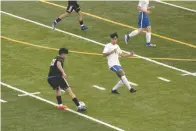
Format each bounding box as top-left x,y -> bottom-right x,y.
52,0 -> 88,30
47,48 -> 86,111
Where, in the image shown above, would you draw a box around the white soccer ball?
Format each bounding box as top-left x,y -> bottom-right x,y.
77,101 -> 86,111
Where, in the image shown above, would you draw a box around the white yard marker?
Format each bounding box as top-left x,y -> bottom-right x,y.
0,82 -> 124,131
18,92 -> 40,97
92,85 -> 106,90
0,99 -> 7,103
154,0 -> 196,13
157,77 -> 171,82
129,81 -> 138,86
1,11 -> 196,77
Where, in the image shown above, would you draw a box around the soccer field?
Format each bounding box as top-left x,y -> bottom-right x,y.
1,1 -> 196,131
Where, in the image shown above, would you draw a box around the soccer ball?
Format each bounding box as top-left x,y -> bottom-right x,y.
77,101 -> 86,111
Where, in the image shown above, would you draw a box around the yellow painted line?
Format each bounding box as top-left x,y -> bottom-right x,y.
1,36 -> 196,62
40,0 -> 196,49
1,36 -> 101,56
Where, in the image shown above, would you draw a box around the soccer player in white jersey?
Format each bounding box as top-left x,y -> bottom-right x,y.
103,32 -> 137,94
125,0 -> 156,47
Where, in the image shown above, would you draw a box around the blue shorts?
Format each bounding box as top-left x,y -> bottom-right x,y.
110,65 -> 122,73
138,12 -> 151,28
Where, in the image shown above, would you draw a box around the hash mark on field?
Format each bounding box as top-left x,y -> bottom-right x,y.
129,81 -> 138,86
157,77 -> 171,82
92,85 -> 106,90
0,99 -> 7,103
1,11 -> 196,76
18,92 -> 40,96
1,82 -> 124,131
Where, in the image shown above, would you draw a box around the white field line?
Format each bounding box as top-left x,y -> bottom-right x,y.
157,77 -> 170,82
181,72 -> 196,76
0,82 -> 124,131
129,81 -> 138,86
1,11 -> 196,77
0,99 -> 7,103
154,0 -> 196,13
18,92 -> 40,96
92,85 -> 106,90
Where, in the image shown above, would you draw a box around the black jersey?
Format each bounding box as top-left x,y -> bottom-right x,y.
48,56 -> 64,77
68,0 -> 77,5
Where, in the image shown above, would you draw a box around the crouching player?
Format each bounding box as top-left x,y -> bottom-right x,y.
103,33 -> 137,94
47,48 -> 86,111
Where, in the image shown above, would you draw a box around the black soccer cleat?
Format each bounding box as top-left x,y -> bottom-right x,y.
111,90 -> 120,94
129,88 -> 137,93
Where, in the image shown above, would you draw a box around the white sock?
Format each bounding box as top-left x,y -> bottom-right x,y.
146,32 -> 151,43
121,76 -> 131,90
128,30 -> 139,37
112,80 -> 124,90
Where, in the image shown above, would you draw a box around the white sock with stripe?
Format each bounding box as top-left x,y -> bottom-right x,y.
128,30 -> 139,37
112,80 -> 124,90
121,76 -> 131,90
146,32 -> 151,43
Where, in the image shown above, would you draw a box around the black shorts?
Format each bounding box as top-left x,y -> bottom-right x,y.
47,76 -> 70,90
66,4 -> 80,13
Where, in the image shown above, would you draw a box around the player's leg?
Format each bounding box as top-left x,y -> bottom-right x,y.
125,12 -> 145,44
52,5 -> 73,29
112,80 -> 124,94
47,78 -> 67,109
117,69 -> 137,93
144,16 -> 156,47
125,28 -> 144,44
110,66 -> 136,93
74,4 -> 88,30
60,78 -> 85,111
145,26 -> 156,47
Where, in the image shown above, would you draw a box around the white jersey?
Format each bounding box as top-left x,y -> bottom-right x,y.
138,0 -> 149,12
102,43 -> 122,68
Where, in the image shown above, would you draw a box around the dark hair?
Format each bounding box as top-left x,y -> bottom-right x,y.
110,32 -> 118,39
59,48 -> 69,55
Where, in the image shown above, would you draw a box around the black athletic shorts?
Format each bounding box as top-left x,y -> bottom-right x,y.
47,76 -> 70,90
66,3 -> 80,13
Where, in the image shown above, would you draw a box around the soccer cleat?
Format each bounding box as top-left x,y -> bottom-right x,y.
81,25 -> 88,30
129,88 -> 137,93
57,105 -> 67,110
146,42 -> 156,47
52,21 -> 57,30
125,34 -> 130,44
111,90 -> 120,94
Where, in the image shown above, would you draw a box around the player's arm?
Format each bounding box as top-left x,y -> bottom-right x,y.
120,51 -> 134,57
57,61 -> 67,78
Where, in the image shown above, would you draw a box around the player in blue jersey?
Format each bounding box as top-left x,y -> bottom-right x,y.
125,0 -> 156,47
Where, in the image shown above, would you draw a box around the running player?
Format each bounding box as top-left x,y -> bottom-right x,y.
125,0 -> 156,47
52,0 -> 88,30
47,48 -> 86,111
103,33 -> 137,94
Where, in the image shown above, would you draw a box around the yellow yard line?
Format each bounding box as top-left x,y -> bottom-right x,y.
2,36 -> 196,62
39,0 -> 196,49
